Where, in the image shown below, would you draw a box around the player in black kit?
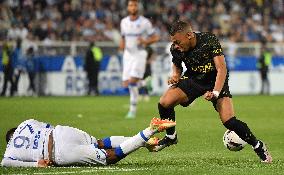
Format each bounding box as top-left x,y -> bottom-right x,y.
153,20 -> 272,163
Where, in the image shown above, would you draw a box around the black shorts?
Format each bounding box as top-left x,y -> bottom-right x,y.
176,76 -> 232,111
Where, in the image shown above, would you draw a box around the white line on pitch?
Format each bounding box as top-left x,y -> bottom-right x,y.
33,167 -> 148,175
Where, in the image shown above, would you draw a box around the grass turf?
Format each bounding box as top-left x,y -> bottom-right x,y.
0,95 -> 284,174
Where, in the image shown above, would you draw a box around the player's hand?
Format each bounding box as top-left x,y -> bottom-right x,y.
168,75 -> 180,86
204,91 -> 214,101
137,37 -> 147,47
204,91 -> 219,101
38,159 -> 52,167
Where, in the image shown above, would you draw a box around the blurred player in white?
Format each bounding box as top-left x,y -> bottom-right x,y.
120,0 -> 159,118
1,118 -> 175,167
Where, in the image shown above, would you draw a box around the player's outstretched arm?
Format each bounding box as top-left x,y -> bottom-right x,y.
1,157 -> 38,167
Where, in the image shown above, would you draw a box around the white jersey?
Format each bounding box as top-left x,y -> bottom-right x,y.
121,15 -> 155,53
1,119 -> 53,167
1,119 -> 106,167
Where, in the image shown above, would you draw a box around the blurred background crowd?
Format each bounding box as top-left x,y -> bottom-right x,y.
0,0 -> 283,44
0,0 -> 283,97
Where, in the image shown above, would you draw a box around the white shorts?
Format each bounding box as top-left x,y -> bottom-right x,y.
53,125 -> 107,166
122,50 -> 147,81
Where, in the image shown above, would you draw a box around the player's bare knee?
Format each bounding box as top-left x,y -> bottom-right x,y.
159,98 -> 173,108
220,113 -> 234,123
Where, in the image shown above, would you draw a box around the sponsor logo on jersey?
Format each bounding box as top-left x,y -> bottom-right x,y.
212,48 -> 222,54
191,62 -> 214,73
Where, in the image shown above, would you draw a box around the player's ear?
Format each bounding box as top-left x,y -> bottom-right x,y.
6,127 -> 17,143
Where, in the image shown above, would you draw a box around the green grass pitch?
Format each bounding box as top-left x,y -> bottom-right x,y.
0,95 -> 284,174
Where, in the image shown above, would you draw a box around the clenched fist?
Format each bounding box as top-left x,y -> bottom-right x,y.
204,91 -> 219,101
168,75 -> 180,85
38,159 -> 52,167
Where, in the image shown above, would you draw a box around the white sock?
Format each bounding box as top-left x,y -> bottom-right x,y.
129,83 -> 139,113
115,128 -> 154,157
102,136 -> 131,149
166,131 -> 177,139
253,140 -> 260,149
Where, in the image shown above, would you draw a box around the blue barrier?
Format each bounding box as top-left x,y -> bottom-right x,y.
226,55 -> 284,71
1,55 -> 284,72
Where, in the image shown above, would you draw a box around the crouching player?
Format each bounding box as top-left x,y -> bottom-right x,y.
153,20 -> 272,163
1,118 -> 175,167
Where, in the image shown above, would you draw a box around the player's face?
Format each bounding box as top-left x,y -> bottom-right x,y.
127,1 -> 138,16
170,32 -> 192,52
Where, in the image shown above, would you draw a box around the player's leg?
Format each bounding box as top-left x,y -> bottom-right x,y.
104,118 -> 176,164
126,77 -> 140,118
260,72 -> 265,94
93,62 -> 100,95
8,67 -> 15,96
139,64 -> 152,101
52,125 -> 103,165
53,119 -> 176,166
155,77 -> 205,152
54,144 -> 109,166
87,72 -> 94,95
122,52 -> 137,118
264,73 -> 270,95
122,78 -> 137,118
97,136 -> 132,149
159,86 -> 188,134
154,86 -> 188,151
138,80 -> 149,101
125,51 -> 147,118
104,127 -> 155,164
1,68 -> 8,96
217,97 -> 272,163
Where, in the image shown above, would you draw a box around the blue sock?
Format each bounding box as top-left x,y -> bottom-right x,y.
102,136 -> 131,149
114,128 -> 154,158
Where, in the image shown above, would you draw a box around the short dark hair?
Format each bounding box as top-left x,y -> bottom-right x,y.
169,20 -> 192,36
6,127 -> 17,143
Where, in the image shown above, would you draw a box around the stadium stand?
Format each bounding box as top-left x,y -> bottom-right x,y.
0,0 -> 283,43
0,0 -> 283,96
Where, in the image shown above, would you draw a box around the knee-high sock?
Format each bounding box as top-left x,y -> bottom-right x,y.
129,83 -> 139,113
223,117 -> 258,147
158,103 -> 176,136
102,136 -> 131,149
114,128 -> 155,158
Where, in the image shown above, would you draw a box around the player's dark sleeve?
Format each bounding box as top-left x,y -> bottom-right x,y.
170,44 -> 183,71
209,34 -> 224,57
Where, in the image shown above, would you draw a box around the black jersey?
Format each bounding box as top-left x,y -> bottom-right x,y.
171,32 -> 226,85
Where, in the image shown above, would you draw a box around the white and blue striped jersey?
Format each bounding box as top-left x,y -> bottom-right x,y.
1,119 -> 54,167
120,15 -> 155,52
